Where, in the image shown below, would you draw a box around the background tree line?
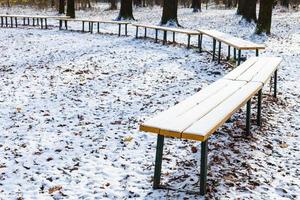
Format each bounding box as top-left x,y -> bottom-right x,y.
1,0 -> 299,34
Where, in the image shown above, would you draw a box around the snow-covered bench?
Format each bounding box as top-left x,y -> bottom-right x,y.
0,14 -> 69,29
198,29 -> 265,65
139,57 -> 281,195
132,23 -> 200,48
58,18 -> 130,36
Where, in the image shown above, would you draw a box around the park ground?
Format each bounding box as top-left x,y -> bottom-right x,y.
0,4 -> 299,200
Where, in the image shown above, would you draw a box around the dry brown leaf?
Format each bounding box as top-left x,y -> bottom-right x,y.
48,185 -> 63,194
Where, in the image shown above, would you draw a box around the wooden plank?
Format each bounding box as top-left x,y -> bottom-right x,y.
0,14 -> 70,19
237,57 -> 281,83
251,57 -> 282,84
198,29 -> 265,50
182,82 -> 263,141
140,79 -> 231,133
132,23 -> 199,35
153,81 -> 246,136
222,57 -> 258,80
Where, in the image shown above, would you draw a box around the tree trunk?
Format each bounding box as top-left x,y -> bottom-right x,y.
134,0 -> 142,6
237,0 -> 245,15
242,0 -> 257,22
256,0 -> 274,34
161,0 -> 179,26
109,0 -> 117,10
117,0 -> 134,20
59,0 -> 65,14
192,0 -> 201,12
280,0 -> 289,8
67,0 -> 75,18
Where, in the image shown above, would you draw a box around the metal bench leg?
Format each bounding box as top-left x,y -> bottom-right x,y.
144,27 -> 147,38
82,21 -> 85,32
163,30 -> 167,45
41,18 -> 43,29
187,34 -> 191,49
212,39 -> 216,61
118,24 -> 121,36
135,26 -> 138,38
257,89 -> 262,126
153,134 -> 164,189
274,70 -> 278,98
200,139 -> 208,196
227,46 -> 231,60
234,48 -> 236,60
218,41 -> 221,64
10,17 -> 13,28
27,17 -> 29,25
90,22 -> 93,33
246,99 -> 251,135
33,18 -> 35,26
237,49 -> 241,66
37,18 -> 40,26
59,20 -> 62,30
1,17 -> 3,27
198,34 -> 202,52
125,24 -> 128,36
256,49 -> 259,57
155,29 -> 158,43
45,18 -> 48,29
15,17 -> 17,28
173,32 -> 175,43
97,22 -> 100,33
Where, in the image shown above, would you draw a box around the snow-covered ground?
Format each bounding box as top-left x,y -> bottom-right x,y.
0,4 -> 299,200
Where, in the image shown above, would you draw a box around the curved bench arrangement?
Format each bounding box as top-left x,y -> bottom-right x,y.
139,57 -> 282,195
0,14 -> 69,29
0,14 -> 282,196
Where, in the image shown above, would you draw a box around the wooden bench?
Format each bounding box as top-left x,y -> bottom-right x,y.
198,29 -> 265,65
58,18 -> 130,36
139,57 -> 282,195
0,14 -> 69,29
132,23 -> 201,48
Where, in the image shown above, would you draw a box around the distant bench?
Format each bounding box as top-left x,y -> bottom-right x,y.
132,23 -> 201,48
198,29 -> 265,65
58,18 -> 130,36
139,57 -> 282,195
0,14 -> 69,29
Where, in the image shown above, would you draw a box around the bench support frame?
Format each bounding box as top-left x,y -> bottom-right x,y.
153,134 -> 164,189
153,134 -> 208,196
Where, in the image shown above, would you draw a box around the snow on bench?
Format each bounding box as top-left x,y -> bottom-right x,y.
132,23 -> 200,48
58,18 -> 130,36
0,14 -> 69,29
198,29 -> 266,65
140,56 -> 281,195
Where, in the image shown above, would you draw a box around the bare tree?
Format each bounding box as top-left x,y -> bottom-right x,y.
161,0 -> 179,26
117,0 -> 134,20
256,0 -> 274,34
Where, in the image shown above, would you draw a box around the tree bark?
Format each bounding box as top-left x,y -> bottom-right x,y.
117,0 -> 134,20
237,0 -> 245,15
242,0 -> 257,22
256,0 -> 274,34
59,0 -> 65,14
109,0 -> 117,10
161,0 -> 179,26
280,0 -> 289,8
67,0 -> 75,18
191,0 -> 201,12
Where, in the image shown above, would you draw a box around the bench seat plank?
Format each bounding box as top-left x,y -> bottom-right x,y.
183,82 -> 263,141
223,57 -> 282,84
132,23 -> 199,35
158,81 -> 246,135
198,29 -> 265,50
0,14 -> 69,19
140,79 -> 232,137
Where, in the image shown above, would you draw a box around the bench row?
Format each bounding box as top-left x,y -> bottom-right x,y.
0,14 -> 265,65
